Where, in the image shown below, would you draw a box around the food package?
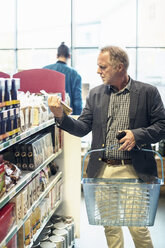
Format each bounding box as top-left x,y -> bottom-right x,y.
0,162 -> 6,198
0,203 -> 16,243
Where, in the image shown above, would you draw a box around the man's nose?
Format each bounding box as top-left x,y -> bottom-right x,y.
97,67 -> 101,74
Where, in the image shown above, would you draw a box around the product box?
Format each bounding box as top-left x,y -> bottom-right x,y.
10,192 -> 22,223
32,178 -> 36,203
20,106 -> 30,132
24,219 -> 31,246
56,178 -> 63,202
39,200 -> 46,223
12,143 -> 21,169
32,106 -> 41,127
27,180 -> 33,209
31,211 -> 37,235
0,163 -> 6,198
51,185 -> 57,208
26,135 -> 44,170
35,206 -> 41,230
17,225 -> 24,248
21,187 -> 28,218
19,140 -> 29,170
35,174 -> 40,198
0,202 -> 15,243
13,137 -> 32,170
43,132 -> 53,159
45,191 -> 51,213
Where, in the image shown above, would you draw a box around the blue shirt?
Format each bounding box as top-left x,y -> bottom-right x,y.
43,61 -> 82,115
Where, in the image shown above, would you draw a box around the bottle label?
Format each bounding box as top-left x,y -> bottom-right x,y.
5,100 -> 12,106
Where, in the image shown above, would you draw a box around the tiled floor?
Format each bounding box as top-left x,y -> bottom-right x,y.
75,191 -> 165,248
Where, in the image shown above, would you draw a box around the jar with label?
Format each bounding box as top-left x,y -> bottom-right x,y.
49,235 -> 65,248
52,229 -> 68,248
40,241 -> 56,248
64,216 -> 75,244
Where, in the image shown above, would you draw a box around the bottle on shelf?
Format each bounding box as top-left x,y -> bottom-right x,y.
11,78 -> 20,108
4,79 -> 11,110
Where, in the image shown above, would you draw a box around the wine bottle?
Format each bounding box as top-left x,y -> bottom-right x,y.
4,79 -> 11,110
11,78 -> 18,108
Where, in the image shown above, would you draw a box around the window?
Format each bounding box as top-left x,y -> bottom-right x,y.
0,0 -> 165,105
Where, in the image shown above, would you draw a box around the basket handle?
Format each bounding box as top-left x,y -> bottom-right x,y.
140,148 -> 164,185
81,146 -> 164,184
81,145 -> 118,180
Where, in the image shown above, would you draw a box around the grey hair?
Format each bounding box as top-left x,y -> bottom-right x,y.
100,46 -> 129,70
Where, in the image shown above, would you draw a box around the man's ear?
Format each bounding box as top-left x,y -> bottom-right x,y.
118,63 -> 124,71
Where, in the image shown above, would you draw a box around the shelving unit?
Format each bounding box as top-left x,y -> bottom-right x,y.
0,119 -> 63,248
0,150 -> 62,209
27,199 -> 61,248
0,118 -> 55,152
0,172 -> 62,247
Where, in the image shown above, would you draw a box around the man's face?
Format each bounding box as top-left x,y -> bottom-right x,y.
97,51 -> 118,86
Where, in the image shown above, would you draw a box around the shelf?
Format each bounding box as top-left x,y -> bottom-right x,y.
0,172 -> 62,248
0,118 -> 55,152
27,200 -> 62,248
0,149 -> 62,209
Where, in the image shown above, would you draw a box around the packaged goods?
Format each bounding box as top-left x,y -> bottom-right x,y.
3,158 -> 21,191
35,206 -> 41,230
10,192 -> 22,223
21,188 -> 28,218
26,135 -> 44,170
12,143 -> 21,169
27,180 -> 33,208
18,226 -> 24,248
43,133 -> 53,159
19,139 -> 29,170
0,203 -> 15,243
25,219 -> 31,246
0,161 -> 6,197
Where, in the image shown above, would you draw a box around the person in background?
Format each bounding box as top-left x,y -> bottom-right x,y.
43,42 -> 82,115
48,45 -> 165,248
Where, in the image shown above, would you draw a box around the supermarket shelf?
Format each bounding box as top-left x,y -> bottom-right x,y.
0,149 -> 62,209
0,118 -> 55,152
0,172 -> 62,248
27,199 -> 62,248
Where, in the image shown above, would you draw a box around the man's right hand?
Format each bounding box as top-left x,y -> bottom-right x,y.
48,95 -> 64,119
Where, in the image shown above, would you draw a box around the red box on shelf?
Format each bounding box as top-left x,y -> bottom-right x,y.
0,202 -> 15,243
6,233 -> 17,248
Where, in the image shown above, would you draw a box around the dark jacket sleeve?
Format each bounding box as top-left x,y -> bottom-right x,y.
58,90 -> 93,136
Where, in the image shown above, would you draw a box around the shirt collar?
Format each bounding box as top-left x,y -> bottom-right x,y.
109,76 -> 131,94
57,61 -> 67,65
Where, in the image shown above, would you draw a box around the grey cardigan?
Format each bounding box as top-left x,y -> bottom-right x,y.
58,78 -> 165,181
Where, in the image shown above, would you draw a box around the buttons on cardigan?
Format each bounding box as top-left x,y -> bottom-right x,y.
98,157 -> 102,161
102,144 -> 105,147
